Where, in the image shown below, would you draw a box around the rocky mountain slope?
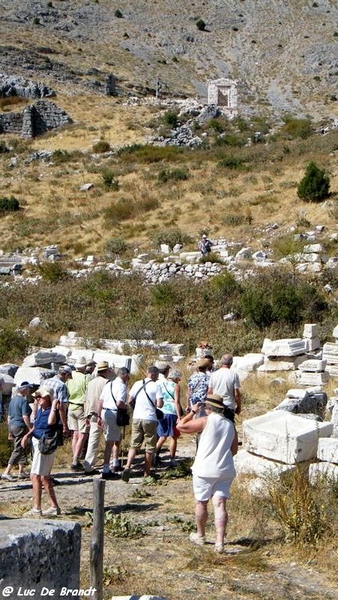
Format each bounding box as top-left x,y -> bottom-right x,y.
1,0 -> 338,120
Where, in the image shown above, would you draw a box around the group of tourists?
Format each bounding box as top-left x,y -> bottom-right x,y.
1,352 -> 241,552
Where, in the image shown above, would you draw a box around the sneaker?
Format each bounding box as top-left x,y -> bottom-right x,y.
169,459 -> 176,468
102,471 -> 120,480
18,472 -> 30,480
154,454 -> 162,467
70,463 -> 84,472
23,507 -> 42,517
1,473 -> 16,481
84,469 -> 100,476
121,468 -> 130,483
214,543 -> 224,553
43,506 -> 61,517
189,532 -> 205,546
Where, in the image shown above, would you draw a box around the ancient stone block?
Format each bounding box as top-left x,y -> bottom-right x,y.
293,371 -> 330,387
317,438 -> 338,464
303,324 -> 319,338
298,359 -> 326,372
243,411 -> 333,464
261,338 -> 307,357
309,462 -> 338,483
257,355 -> 307,372
0,520 -> 80,596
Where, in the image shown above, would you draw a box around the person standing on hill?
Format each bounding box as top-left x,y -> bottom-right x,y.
198,234 -> 213,256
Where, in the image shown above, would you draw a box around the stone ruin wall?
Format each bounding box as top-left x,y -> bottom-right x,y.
207,78 -> 238,117
0,100 -> 72,138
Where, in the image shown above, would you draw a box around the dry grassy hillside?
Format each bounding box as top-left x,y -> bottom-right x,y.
1,0 -> 338,255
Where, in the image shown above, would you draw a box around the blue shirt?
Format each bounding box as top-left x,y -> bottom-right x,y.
33,407 -> 57,439
8,394 -> 31,427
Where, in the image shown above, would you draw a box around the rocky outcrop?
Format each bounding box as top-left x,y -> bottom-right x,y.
0,73 -> 56,99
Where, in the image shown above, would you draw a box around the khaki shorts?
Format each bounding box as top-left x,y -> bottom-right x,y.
130,419 -> 157,453
67,404 -> 88,434
31,437 -> 56,477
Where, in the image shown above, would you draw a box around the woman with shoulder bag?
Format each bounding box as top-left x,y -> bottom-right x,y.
21,386 -> 61,517
155,369 -> 182,468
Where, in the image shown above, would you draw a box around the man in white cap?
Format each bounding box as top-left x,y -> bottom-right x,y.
198,234 -> 213,256
66,357 -> 89,470
1,382 -> 33,481
83,361 -> 113,475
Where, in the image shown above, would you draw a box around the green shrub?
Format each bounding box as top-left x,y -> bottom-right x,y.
199,252 -> 224,264
104,237 -> 128,257
209,117 -> 228,133
104,198 -> 133,223
163,110 -> 179,128
0,323 -> 33,363
297,161 -> 330,202
157,168 -> 189,183
215,133 -> 246,147
196,19 -> 206,31
0,196 -> 20,213
93,140 -> 111,153
280,117 -> 313,140
38,262 -> 69,283
117,144 -> 184,163
0,142 -> 9,154
218,156 -> 246,169
51,149 -> 71,164
101,169 -> 119,191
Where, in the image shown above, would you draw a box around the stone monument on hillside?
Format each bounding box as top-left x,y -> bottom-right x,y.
207,78 -> 238,117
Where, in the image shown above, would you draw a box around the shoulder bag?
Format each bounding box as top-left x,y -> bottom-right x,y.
110,383 -> 130,427
143,380 -> 164,420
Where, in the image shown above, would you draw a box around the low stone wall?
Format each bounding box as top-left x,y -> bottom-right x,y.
0,519 -> 81,595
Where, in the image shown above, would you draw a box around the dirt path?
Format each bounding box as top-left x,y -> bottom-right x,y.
1,438 -> 337,600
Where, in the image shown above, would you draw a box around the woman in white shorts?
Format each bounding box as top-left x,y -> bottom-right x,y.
21,387 -> 61,517
177,394 -> 238,553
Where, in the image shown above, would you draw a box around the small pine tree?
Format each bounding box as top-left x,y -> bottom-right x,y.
196,19 -> 206,31
297,161 -> 330,202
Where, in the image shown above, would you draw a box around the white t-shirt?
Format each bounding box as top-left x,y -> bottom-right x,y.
100,378 -> 127,410
130,378 -> 162,422
209,368 -> 240,411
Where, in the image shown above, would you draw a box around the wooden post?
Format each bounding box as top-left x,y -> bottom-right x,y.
90,479 -> 105,600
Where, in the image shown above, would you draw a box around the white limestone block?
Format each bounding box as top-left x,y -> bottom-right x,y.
0,373 -> 15,394
333,325 -> 338,339
303,244 -> 323,253
257,355 -> 307,372
303,324 -> 319,338
179,252 -> 200,263
232,353 -> 264,372
14,366 -> 54,386
243,411 -> 333,464
298,359 -> 326,372
234,449 -> 294,477
261,338 -> 307,357
286,389 -> 309,399
304,337 -> 321,352
309,462 -> 338,483
22,350 -> 66,367
322,342 -> 338,365
317,438 -> 338,464
293,371 -> 330,387
92,352 -> 143,375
